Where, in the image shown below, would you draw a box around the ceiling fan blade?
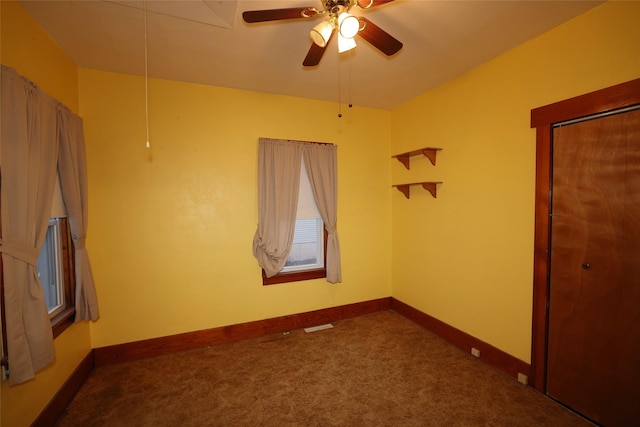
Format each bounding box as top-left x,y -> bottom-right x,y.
357,17 -> 403,56
242,7 -> 315,23
303,42 -> 329,67
357,0 -> 395,8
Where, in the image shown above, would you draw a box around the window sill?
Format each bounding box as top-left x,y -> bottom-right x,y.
51,307 -> 76,339
262,268 -> 326,285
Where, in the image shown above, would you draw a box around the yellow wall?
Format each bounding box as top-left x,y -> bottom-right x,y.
2,0 -> 639,424
390,1 -> 640,363
78,70 -> 392,347
1,2 -> 91,426
0,1 -> 78,113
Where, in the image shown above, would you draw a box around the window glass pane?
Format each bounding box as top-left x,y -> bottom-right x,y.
297,158 -> 321,219
283,218 -> 324,272
279,157 -> 325,274
36,219 -> 64,317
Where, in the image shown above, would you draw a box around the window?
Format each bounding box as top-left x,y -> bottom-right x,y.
37,175 -> 76,336
35,216 -> 75,336
37,219 -> 65,318
282,218 -> 324,273
262,157 -> 327,285
254,138 -> 340,284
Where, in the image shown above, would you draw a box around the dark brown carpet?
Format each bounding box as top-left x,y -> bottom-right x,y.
57,310 -> 591,426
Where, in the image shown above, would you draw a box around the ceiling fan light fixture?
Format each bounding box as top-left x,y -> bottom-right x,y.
338,12 -> 359,39
310,20 -> 334,47
338,33 -> 357,53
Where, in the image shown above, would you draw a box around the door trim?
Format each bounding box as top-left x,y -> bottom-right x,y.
529,78 -> 640,392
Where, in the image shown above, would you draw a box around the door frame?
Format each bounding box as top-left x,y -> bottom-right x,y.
529,78 -> 640,392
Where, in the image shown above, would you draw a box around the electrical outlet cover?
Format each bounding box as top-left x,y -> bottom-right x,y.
517,373 -> 528,385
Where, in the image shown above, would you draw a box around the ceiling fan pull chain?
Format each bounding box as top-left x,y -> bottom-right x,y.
348,50 -> 353,108
338,49 -> 343,118
338,74 -> 343,118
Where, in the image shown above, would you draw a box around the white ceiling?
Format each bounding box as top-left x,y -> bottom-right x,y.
20,0 -> 603,110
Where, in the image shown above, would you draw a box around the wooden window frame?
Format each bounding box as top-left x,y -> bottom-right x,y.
50,217 -> 77,338
528,78 -> 640,393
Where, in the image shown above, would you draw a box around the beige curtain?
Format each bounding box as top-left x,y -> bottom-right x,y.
58,110 -> 99,322
252,138 -> 302,277
0,65 -> 98,384
302,144 -> 341,283
252,138 -> 342,283
1,66 -> 58,385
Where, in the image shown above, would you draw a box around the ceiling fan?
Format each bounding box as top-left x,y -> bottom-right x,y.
242,0 -> 403,66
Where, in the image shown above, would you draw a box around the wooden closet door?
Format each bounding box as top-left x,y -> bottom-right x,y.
547,109 -> 640,426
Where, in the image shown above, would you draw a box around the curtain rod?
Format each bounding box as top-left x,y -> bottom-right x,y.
260,137 -> 334,146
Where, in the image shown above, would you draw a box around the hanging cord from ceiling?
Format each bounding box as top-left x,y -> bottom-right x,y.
338,62 -> 342,118
337,50 -> 354,118
144,0 -> 150,149
347,49 -> 353,109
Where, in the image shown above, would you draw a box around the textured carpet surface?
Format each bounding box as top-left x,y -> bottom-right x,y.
57,310 -> 592,426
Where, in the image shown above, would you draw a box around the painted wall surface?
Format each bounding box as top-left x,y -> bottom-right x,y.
390,1 -> 640,363
1,326 -> 90,427
0,1 -> 78,113
78,69 -> 392,348
3,0 -> 639,424
1,2 -> 91,427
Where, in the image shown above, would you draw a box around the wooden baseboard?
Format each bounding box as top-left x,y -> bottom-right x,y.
36,296 -> 530,426
31,350 -> 94,427
391,298 -> 531,382
94,297 -> 392,366
94,297 -> 530,383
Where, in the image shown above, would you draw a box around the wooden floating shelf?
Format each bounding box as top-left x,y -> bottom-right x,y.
393,182 -> 442,199
392,147 -> 442,169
